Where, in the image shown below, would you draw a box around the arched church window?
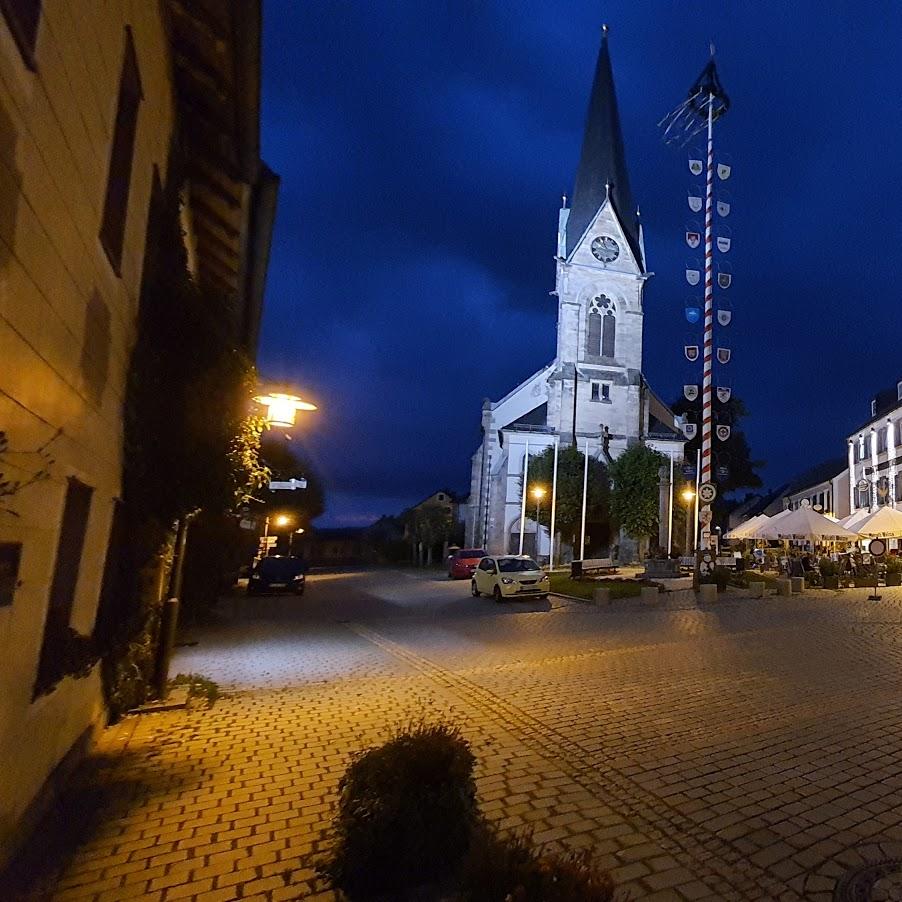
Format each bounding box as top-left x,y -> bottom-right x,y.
587,295 -> 616,357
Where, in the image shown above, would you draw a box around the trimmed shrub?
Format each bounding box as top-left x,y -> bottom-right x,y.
460,823 -> 619,902
319,722 -> 477,899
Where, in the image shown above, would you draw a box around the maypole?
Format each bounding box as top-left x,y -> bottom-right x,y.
660,50 -> 730,552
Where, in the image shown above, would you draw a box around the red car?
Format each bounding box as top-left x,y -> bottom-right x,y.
448,548 -> 488,579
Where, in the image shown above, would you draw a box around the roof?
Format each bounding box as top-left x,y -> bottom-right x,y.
849,378 -> 902,435
565,30 -> 641,265
164,0 -> 279,354
784,457 -> 847,497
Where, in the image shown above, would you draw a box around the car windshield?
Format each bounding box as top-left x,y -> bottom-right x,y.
498,558 -> 540,572
459,549 -> 487,558
256,557 -> 305,579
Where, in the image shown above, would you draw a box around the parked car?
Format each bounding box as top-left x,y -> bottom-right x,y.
247,556 -> 307,596
448,547 -> 488,579
471,555 -> 550,601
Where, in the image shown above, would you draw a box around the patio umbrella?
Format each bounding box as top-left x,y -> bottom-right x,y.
725,514 -> 768,539
840,509 -> 871,530
744,508 -> 792,539
760,506 -> 859,541
852,506 -> 902,538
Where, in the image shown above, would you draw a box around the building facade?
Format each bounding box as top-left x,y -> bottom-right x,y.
0,0 -> 275,862
465,33 -> 683,559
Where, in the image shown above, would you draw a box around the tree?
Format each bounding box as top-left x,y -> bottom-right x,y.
406,503 -> 454,565
670,394 -> 763,494
609,444 -> 666,554
525,446 -> 610,550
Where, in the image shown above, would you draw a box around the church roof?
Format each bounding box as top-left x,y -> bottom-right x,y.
565,29 -> 642,265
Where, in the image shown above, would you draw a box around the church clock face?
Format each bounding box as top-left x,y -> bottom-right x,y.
591,235 -> 619,263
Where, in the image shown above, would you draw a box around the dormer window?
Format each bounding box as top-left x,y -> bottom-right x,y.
898,381 -> 902,401
872,399 -> 878,417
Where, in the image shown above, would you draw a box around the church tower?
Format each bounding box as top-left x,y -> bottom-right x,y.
547,28 -> 649,454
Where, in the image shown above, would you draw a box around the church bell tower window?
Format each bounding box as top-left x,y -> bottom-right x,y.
587,295 -> 616,358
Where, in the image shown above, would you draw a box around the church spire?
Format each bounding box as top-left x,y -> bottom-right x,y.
565,26 -> 642,265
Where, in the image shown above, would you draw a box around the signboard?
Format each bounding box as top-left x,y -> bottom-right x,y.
869,538 -> 887,557
699,508 -> 713,526
698,482 -> 718,504
857,478 -> 870,492
269,478 -> 308,491
239,519 -> 256,531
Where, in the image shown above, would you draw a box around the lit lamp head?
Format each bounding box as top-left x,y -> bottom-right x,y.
274,514 -> 291,527
531,486 -> 547,501
253,391 -> 317,428
681,488 -> 696,503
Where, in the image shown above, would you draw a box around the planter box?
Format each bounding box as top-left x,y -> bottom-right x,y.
592,587 -> 611,605
640,586 -> 660,603
885,573 -> 902,587
748,581 -> 766,598
853,577 -> 874,588
822,576 -> 840,589
776,578 -> 792,597
790,577 -> 805,594
698,583 -> 717,603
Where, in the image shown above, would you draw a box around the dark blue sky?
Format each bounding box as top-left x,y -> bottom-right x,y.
259,0 -> 902,526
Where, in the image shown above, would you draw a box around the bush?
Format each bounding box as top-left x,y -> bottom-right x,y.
818,557 -> 837,577
319,722 -> 478,899
460,823 -> 619,902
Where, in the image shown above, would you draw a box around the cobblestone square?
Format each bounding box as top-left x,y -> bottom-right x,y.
9,570 -> 902,900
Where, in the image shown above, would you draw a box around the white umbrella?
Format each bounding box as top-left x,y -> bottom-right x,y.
852,506 -> 902,538
840,508 -> 871,530
725,513 -> 768,539
760,506 -> 859,541
744,508 -> 792,539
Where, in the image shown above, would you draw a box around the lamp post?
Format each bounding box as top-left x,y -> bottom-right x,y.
531,486 -> 547,559
289,527 -> 304,555
681,487 -> 696,555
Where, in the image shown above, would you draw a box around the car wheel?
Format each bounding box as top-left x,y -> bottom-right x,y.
493,586 -> 503,603
471,580 -> 480,597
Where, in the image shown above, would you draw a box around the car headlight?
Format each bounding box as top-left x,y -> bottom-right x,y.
540,575 -> 549,583
501,577 -> 514,585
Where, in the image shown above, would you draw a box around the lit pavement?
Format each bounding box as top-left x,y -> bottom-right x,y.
26,570 -> 902,900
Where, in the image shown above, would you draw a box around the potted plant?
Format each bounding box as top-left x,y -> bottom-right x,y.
819,557 -> 840,589
885,555 -> 902,586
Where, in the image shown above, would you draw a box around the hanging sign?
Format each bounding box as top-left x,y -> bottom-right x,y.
689,159 -> 703,176
686,231 -> 700,249
717,236 -> 731,253
717,348 -> 731,364
686,268 -> 700,285
699,508 -> 714,526
716,200 -> 731,217
685,305 -> 701,324
698,482 -> 718,504
684,384 -> 699,401
717,308 -> 732,326
717,272 -> 732,289
716,424 -> 731,441
716,464 -> 730,481
717,163 -> 732,180
716,386 -> 732,403
682,463 -> 695,478
682,423 -> 697,439
685,345 -> 699,361
689,194 -> 703,213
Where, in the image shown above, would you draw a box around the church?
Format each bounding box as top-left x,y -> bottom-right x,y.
465,31 -> 685,559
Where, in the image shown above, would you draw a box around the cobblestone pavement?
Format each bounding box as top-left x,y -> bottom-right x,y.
13,570 -> 902,900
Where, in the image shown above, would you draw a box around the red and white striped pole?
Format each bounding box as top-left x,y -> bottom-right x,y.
699,92 -> 715,547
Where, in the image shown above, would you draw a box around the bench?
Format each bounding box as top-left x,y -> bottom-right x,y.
642,559 -> 680,579
571,558 -> 618,579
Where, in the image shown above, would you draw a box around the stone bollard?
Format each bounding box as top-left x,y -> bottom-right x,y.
791,577 -> 805,594
593,587 -> 611,605
776,578 -> 792,596
698,583 -> 717,603
640,586 -> 659,603
748,581 -> 766,598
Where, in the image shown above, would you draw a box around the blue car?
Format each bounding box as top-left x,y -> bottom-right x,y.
247,556 -> 307,596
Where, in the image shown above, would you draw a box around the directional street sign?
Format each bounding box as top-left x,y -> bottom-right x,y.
268,478 -> 307,491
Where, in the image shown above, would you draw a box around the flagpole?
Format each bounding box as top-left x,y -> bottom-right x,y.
518,439 -> 530,555
699,90 -> 715,548
694,447 -> 701,551
667,451 -> 674,555
549,438 -> 559,568
579,439 -> 589,559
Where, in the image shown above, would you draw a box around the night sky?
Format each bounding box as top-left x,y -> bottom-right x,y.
258,0 -> 902,526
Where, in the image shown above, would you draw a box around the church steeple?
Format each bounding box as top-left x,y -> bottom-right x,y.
565,27 -> 642,266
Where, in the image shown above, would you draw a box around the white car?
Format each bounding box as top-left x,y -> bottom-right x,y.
471,555 -> 550,602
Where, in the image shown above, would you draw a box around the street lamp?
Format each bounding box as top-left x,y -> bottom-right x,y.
531,486 -> 547,559
262,513 -> 293,556
681,487 -> 696,555
253,390 -> 317,428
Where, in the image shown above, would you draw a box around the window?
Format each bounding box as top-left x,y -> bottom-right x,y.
587,295 -> 615,357
854,442 -> 861,463
872,399 -> 877,417
36,478 -> 93,683
878,427 -> 888,454
1,0 -> 41,68
864,435 -> 872,458
100,27 -> 142,275
897,381 -> 902,401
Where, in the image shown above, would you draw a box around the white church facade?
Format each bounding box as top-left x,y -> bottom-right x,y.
465,32 -> 685,559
